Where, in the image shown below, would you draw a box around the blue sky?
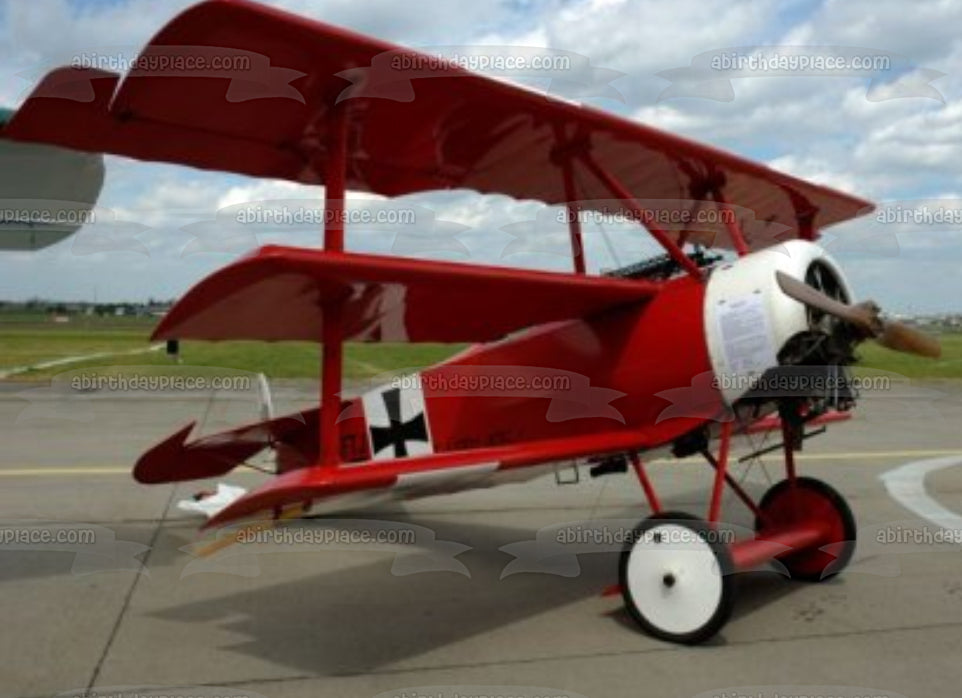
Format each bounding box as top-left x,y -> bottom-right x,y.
1,0 -> 961,312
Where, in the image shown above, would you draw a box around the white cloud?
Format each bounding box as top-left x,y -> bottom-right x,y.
1,0 -> 961,311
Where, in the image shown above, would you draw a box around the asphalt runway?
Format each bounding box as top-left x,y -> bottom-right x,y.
1,378 -> 961,698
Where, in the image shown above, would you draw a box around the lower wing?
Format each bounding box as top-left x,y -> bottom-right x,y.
204,426 -> 655,528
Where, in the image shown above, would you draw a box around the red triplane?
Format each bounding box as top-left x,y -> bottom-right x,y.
5,0 -> 941,643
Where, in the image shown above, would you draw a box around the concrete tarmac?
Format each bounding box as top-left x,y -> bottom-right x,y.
0,378 -> 960,698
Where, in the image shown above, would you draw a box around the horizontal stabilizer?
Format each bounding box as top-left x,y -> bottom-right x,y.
133,411 -> 311,484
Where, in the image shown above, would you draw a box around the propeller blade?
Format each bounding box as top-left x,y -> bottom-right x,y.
876,321 -> 942,358
775,271 -> 877,333
775,270 -> 942,358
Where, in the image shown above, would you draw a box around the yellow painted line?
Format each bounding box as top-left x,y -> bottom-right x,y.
0,466 -> 130,477
655,448 -> 962,465
194,503 -> 306,557
1,448 -> 962,478
783,449 -> 962,461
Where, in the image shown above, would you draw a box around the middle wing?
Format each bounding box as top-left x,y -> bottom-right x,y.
152,245 -> 659,343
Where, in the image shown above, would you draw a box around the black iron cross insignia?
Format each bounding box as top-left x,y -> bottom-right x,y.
370,387 -> 429,457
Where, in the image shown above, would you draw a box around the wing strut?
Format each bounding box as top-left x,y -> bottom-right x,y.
709,188 -> 750,256
319,103 -> 349,467
578,151 -> 704,280
553,126 -> 587,275
562,159 -> 586,274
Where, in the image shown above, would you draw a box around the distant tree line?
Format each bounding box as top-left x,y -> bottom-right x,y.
0,298 -> 176,317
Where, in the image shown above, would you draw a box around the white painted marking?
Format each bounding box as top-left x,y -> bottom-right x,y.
176,482 -> 248,519
881,456 -> 962,534
0,343 -> 164,380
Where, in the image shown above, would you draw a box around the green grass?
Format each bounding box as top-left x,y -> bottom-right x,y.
853,332 -> 962,379
0,319 -> 464,381
29,340 -> 460,381
3,314 -> 960,382
0,328 -> 152,371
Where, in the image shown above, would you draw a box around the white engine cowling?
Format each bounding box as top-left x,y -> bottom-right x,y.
703,240 -> 853,405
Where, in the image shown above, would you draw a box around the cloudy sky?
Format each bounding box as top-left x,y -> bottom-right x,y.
1,0 -> 960,312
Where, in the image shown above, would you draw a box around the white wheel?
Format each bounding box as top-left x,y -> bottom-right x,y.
619,512 -> 735,644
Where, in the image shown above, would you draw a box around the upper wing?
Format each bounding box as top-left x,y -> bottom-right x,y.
152,245 -> 658,343
3,0 -> 872,251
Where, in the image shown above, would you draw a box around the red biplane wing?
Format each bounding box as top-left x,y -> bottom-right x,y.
4,0 -> 871,251
151,245 -> 659,343
205,426 -> 655,528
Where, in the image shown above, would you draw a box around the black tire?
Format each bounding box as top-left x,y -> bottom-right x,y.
619,511 -> 736,644
754,476 -> 856,582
